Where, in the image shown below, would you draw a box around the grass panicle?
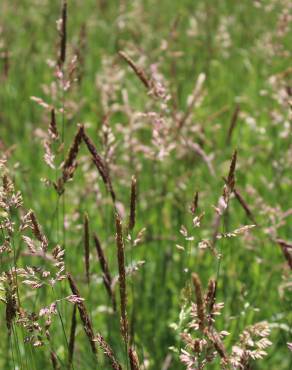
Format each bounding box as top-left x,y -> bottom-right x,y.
206,330 -> 229,363
67,273 -> 97,356
49,108 -> 59,139
276,239 -> 292,269
115,214 -> 128,343
118,51 -> 150,89
129,347 -> 140,370
227,149 -> 237,192
83,212 -> 90,284
67,304 -> 77,369
226,104 -> 240,144
205,278 -> 217,319
5,272 -> 17,336
96,334 -> 122,370
190,191 -> 199,215
93,233 -> 116,311
50,351 -> 60,370
58,0 -> 67,67
82,129 -> 116,202
29,210 -> 48,252
192,273 -> 205,331
128,175 -> 137,231
0,2 -> 289,368
62,124 -> 84,179
233,187 -> 257,224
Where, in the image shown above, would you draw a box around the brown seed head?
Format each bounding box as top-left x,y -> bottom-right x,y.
68,304 -> 77,369
93,233 -> 116,311
118,51 -> 151,89
83,213 -> 90,284
67,273 -> 97,355
227,150 -> 237,192
192,273 -> 205,331
29,210 -> 48,252
96,333 -> 122,370
82,130 -> 116,202
63,124 -> 84,181
49,108 -> 59,139
129,175 -> 137,231
190,191 -> 199,214
59,1 -> 67,66
129,347 -> 140,370
115,214 -> 128,343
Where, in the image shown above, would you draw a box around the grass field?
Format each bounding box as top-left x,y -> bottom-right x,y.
0,1 -> 291,369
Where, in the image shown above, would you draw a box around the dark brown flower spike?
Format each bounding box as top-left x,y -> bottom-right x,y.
115,214 -> 128,343
82,130 -> 116,202
118,51 -> 150,89
93,233 -> 116,311
67,273 -> 97,356
128,175 -> 137,231
83,213 -> 90,284
58,1 -> 67,66
192,273 -> 205,331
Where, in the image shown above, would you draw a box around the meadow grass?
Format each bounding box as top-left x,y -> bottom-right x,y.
0,0 -> 291,369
